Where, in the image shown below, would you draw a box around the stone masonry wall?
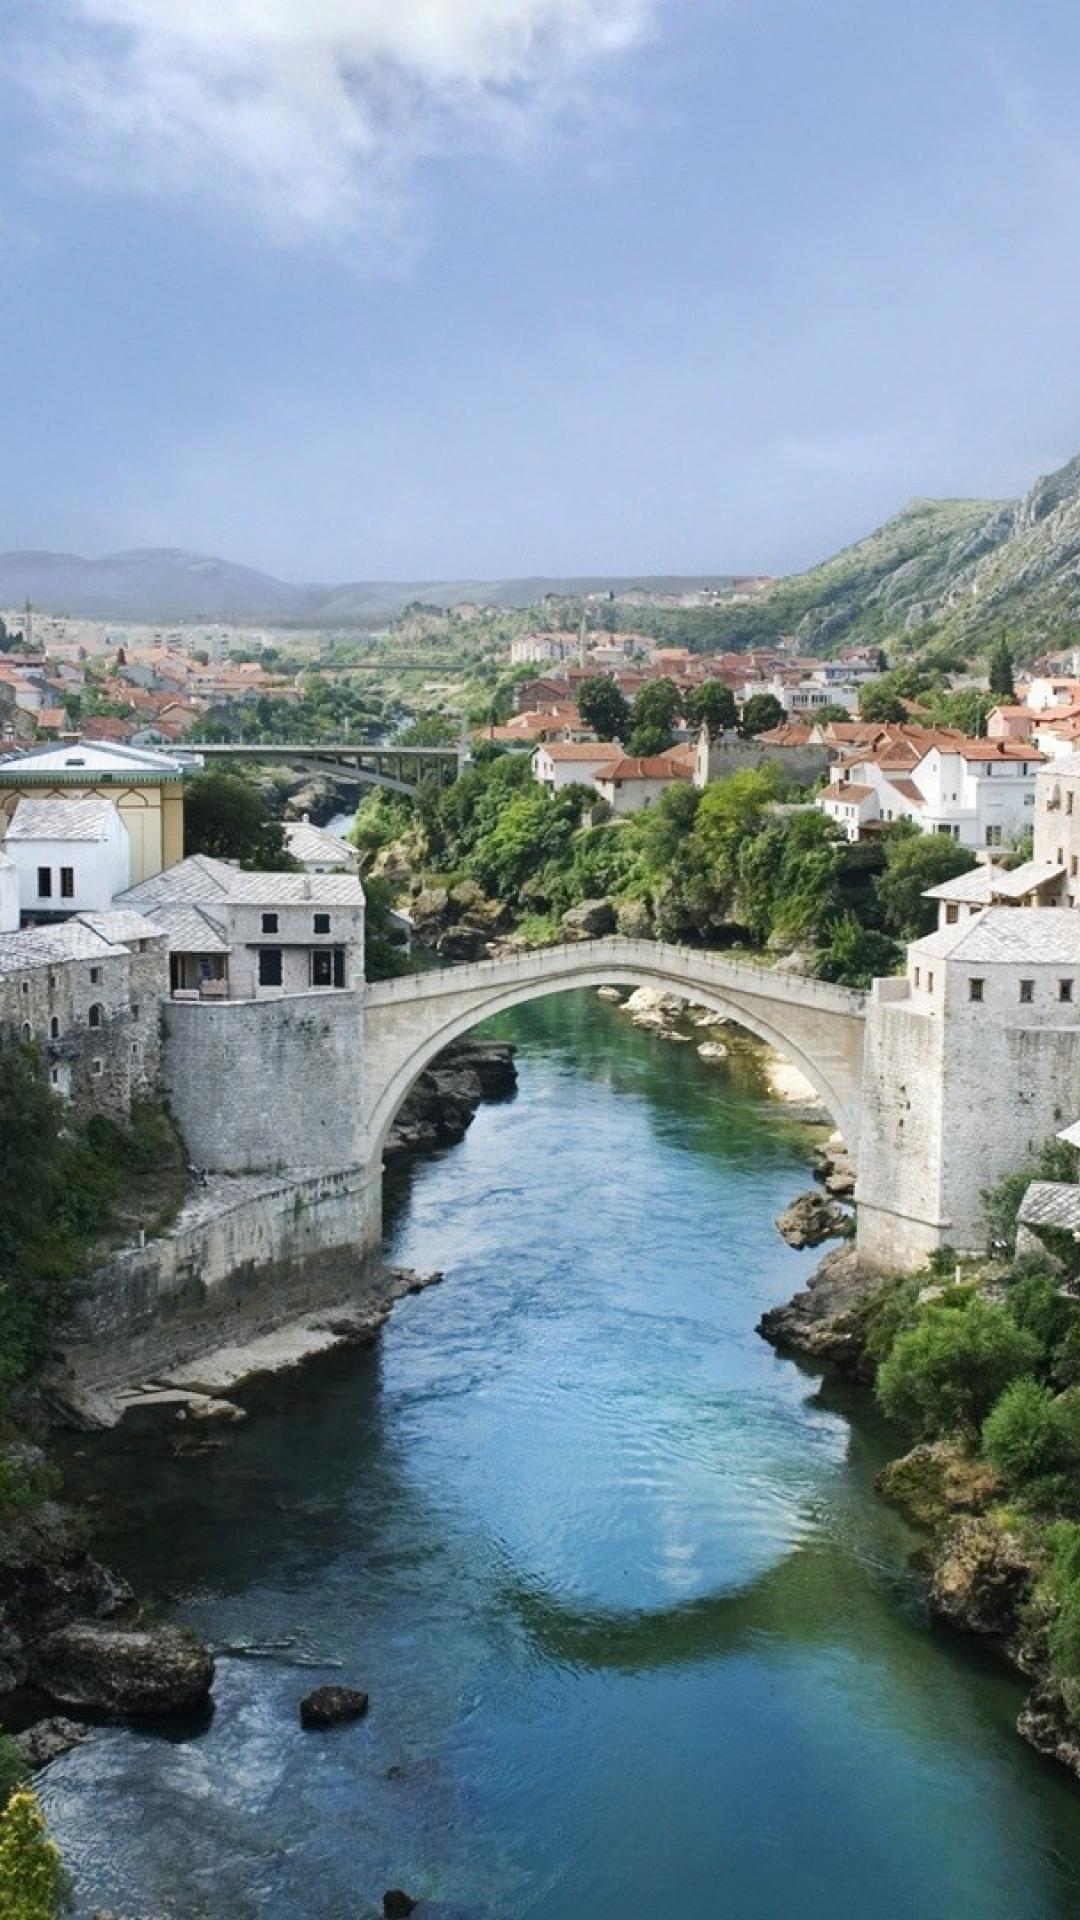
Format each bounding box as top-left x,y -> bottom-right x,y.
856,980 -> 947,1270
163,990 -> 364,1174
65,1164 -> 384,1389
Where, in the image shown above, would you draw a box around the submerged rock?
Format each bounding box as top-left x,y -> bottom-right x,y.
621,987 -> 692,1038
33,1622 -> 215,1718
928,1518 -> 1034,1643
383,1893 -> 418,1918
775,1190 -> 849,1250
299,1684 -> 369,1729
697,1040 -> 728,1063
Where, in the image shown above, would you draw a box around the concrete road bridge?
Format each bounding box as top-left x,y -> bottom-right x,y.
362,937 -> 868,1166
185,738 -> 466,797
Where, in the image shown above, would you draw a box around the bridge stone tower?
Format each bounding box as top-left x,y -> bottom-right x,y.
856,908 -> 1080,1269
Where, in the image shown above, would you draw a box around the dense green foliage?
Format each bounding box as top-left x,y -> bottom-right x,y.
982,1139 -> 1080,1265
183,771 -> 296,869
0,1051 -> 178,1448
685,682 -> 737,731
987,637 -> 1017,699
576,676 -> 630,742
875,828 -> 977,940
740,692 -> 785,736
351,748 -> 920,981
876,1294 -> 1040,1438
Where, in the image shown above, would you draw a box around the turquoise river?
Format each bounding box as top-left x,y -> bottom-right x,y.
43,991 -> 1080,1917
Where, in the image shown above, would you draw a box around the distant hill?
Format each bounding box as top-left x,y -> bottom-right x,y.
0,551 -> 737,625
7,448 -> 1080,651
710,451 -> 1080,657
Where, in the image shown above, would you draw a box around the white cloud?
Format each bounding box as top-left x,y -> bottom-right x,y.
18,0 -> 656,243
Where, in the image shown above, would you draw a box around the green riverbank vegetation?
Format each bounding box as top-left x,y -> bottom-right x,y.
350,748 -> 978,986
835,1144 -> 1080,1750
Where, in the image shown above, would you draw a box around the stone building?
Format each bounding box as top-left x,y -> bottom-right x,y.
856,909 -> 1080,1267
0,909 -> 168,1118
118,855 -> 365,1001
1033,752 -> 1080,905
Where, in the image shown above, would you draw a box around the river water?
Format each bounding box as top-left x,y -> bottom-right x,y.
44,992 -> 1080,1918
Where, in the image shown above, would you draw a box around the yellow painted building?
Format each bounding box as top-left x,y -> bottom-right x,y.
0,742 -> 191,885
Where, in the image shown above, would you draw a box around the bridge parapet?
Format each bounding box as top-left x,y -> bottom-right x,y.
362,937 -> 867,1170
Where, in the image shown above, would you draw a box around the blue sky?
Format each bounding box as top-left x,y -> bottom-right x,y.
2,0 -> 1079,582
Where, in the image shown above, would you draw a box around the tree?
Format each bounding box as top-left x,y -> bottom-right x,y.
740,693 -> 785,736
0,1789 -> 65,1919
576,676 -> 630,742
686,682 -> 737,733
858,682 -> 909,723
627,725 -> 671,759
183,772 -> 296,869
876,1295 -> 1040,1438
875,830 -> 977,940
987,637 -> 1016,701
363,874 -> 412,982
813,914 -> 902,987
982,1378 -> 1064,1483
629,678 -> 680,750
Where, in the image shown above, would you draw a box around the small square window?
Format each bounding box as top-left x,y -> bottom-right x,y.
37,866 -> 52,899
1020,979 -> 1034,1004
313,913 -> 331,935
969,978 -> 985,1002
261,912 -> 279,934
945,903 -> 959,924
1060,980 -> 1074,1003
91,1058 -> 104,1077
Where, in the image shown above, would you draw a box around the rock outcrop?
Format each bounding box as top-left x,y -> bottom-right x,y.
775,1190 -> 849,1250
15,1716 -> 88,1770
1017,1687 -> 1080,1782
928,1518 -> 1034,1644
0,1498 -> 131,1695
33,1622 -> 215,1718
384,1038 -> 517,1163
757,1245 -> 885,1376
561,898 -> 616,939
877,1442 -> 1001,1533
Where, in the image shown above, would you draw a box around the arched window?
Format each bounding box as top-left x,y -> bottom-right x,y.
20,1022 -> 31,1044
88,1003 -> 103,1029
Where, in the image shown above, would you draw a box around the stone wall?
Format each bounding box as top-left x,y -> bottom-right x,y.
856,979 -> 948,1269
0,938 -> 167,1122
163,989 -> 364,1174
697,740 -> 832,788
65,1164 -> 384,1388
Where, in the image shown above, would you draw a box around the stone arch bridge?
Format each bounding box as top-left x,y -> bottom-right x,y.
362,937 -> 867,1178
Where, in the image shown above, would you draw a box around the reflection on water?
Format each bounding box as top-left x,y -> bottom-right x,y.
46,992 -> 1080,1918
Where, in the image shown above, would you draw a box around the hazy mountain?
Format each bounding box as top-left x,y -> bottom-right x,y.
6,449 -> 1080,651
733,451 -> 1080,655
0,550 -> 736,624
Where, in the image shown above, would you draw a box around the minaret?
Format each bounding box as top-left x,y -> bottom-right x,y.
579,610 -> 587,670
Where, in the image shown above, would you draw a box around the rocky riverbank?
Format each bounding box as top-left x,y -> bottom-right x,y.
384,1035 -> 518,1161
757,1245 -> 1080,1785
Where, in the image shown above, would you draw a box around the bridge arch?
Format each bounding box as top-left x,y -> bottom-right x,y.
361,938 -> 867,1174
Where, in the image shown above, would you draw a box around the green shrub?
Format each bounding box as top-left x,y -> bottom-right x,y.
1004,1270 -> 1080,1370
876,1295 -> 1040,1438
982,1378 -> 1061,1481
0,1789 -> 65,1918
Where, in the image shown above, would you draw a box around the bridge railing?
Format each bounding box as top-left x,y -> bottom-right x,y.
363,936 -> 869,1016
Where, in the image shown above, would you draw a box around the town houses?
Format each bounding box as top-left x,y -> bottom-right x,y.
816,725 -> 1043,850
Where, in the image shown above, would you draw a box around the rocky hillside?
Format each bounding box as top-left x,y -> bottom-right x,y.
739,451 -> 1080,658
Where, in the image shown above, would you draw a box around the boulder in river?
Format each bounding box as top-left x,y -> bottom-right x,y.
383,1893 -> 418,1918
299,1684 -> 370,1729
33,1623 -> 215,1718
775,1190 -> 849,1250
